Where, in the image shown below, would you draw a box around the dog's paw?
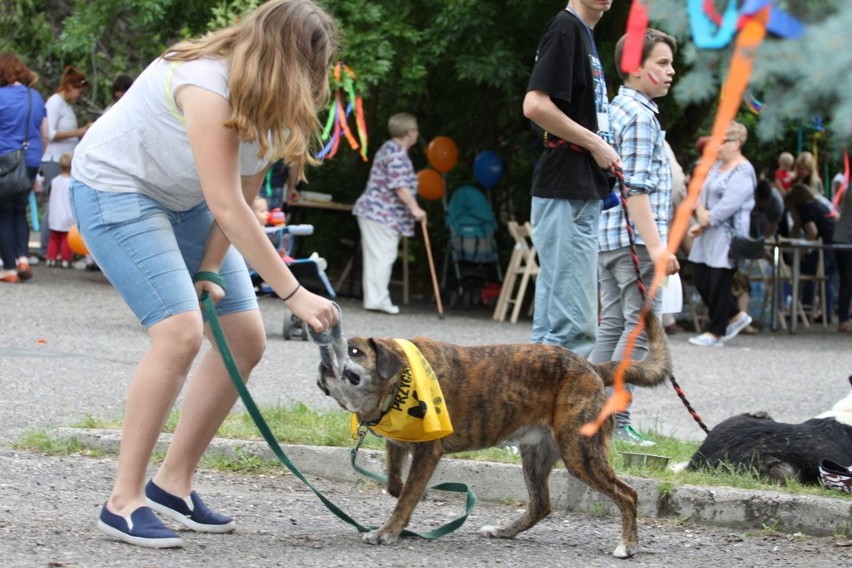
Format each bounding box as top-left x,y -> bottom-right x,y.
386,481 -> 403,498
479,525 -> 514,539
612,542 -> 636,559
362,529 -> 399,545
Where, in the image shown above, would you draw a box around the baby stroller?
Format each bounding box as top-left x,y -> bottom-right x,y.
254,223 -> 337,340
441,185 -> 503,309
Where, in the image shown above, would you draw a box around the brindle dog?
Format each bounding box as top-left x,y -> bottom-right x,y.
317,312 -> 672,558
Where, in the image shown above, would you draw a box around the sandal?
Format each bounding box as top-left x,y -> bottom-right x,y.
0,271 -> 20,283
17,259 -> 32,281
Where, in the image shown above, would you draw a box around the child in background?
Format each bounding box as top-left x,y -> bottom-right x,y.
249,195 -> 275,293
252,195 -> 270,227
773,151 -> 796,193
46,152 -> 75,268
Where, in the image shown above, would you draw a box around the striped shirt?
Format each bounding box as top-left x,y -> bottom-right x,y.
598,86 -> 672,252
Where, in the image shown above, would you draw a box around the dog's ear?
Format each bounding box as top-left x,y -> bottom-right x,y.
371,339 -> 405,381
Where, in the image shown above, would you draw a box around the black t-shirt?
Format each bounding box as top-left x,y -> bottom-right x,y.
526,9 -> 611,200
797,199 -> 836,244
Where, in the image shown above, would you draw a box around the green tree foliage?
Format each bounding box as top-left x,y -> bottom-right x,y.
3,1 -> 849,294
650,0 -> 850,177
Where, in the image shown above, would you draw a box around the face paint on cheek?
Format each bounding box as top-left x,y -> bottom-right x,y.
646,71 -> 660,85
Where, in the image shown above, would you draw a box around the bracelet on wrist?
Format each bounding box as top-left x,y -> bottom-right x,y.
281,283 -> 301,302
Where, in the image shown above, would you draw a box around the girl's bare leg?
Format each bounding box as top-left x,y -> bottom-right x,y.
152,310 -> 266,496
106,311 -> 204,516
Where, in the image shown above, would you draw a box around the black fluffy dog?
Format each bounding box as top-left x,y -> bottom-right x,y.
687,376 -> 852,484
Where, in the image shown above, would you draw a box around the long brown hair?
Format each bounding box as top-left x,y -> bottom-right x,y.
165,0 -> 339,177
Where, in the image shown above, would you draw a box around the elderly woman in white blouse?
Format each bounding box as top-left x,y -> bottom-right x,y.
687,121 -> 756,347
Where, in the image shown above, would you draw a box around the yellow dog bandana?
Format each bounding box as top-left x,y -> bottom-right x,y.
350,339 -> 453,442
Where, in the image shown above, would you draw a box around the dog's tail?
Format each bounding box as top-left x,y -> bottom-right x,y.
593,310 -> 673,388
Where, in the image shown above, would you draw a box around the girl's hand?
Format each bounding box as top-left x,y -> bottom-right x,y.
285,287 -> 339,332
195,279 -> 225,304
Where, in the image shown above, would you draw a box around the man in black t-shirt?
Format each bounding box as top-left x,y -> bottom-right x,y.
522,0 -> 620,356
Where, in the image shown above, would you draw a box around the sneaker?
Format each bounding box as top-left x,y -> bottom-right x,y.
97,504 -> 183,548
614,425 -> 656,447
722,312 -> 753,341
688,332 -> 724,347
145,480 -> 235,533
365,304 -> 400,315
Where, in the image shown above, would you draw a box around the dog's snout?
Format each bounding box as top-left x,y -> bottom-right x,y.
343,369 -> 361,386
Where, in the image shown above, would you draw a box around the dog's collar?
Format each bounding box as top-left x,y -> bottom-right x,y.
363,369 -> 406,426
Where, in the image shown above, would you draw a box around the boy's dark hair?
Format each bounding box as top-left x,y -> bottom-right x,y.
111,74 -> 134,97
614,29 -> 677,81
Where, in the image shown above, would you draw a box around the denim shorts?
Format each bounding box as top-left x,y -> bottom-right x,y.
70,179 -> 257,328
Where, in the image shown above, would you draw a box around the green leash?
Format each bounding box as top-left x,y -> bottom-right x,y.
200,293 -> 477,539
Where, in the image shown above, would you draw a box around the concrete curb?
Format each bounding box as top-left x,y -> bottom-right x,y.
57,428 -> 852,538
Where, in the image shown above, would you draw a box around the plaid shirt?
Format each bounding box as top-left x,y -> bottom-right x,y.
598,86 -> 673,252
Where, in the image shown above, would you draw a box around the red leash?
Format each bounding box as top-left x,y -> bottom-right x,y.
612,167 -> 710,435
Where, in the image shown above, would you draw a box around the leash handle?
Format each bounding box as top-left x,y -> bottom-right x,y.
348,441 -> 477,539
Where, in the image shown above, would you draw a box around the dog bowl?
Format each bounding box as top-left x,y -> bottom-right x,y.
621,452 -> 671,471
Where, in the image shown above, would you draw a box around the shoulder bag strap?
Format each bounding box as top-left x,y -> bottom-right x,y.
22,89 -> 32,152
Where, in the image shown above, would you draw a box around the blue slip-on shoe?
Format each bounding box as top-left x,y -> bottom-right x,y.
97,504 -> 183,548
145,480 -> 236,533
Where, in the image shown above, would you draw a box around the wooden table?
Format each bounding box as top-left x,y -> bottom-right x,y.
287,197 -> 354,212
767,239 -> 852,333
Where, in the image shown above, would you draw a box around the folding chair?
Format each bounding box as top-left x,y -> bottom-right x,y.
493,221 -> 539,323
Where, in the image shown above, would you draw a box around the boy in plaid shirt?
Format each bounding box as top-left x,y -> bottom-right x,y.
588,29 -> 680,446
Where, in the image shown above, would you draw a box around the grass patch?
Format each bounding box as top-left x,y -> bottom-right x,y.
13,429 -> 104,458
17,404 -> 852,501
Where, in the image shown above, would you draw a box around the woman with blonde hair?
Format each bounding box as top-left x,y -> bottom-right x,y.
687,121 -> 756,347
70,0 -> 340,548
794,151 -> 823,196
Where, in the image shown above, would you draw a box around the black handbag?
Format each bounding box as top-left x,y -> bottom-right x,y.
716,164 -> 763,261
0,90 -> 32,205
728,234 -> 765,261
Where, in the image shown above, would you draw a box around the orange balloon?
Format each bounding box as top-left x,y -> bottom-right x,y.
416,168 -> 446,201
426,136 -> 458,174
68,224 -> 89,256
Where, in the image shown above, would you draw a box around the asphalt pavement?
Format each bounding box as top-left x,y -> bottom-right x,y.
1,262 -> 851,567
